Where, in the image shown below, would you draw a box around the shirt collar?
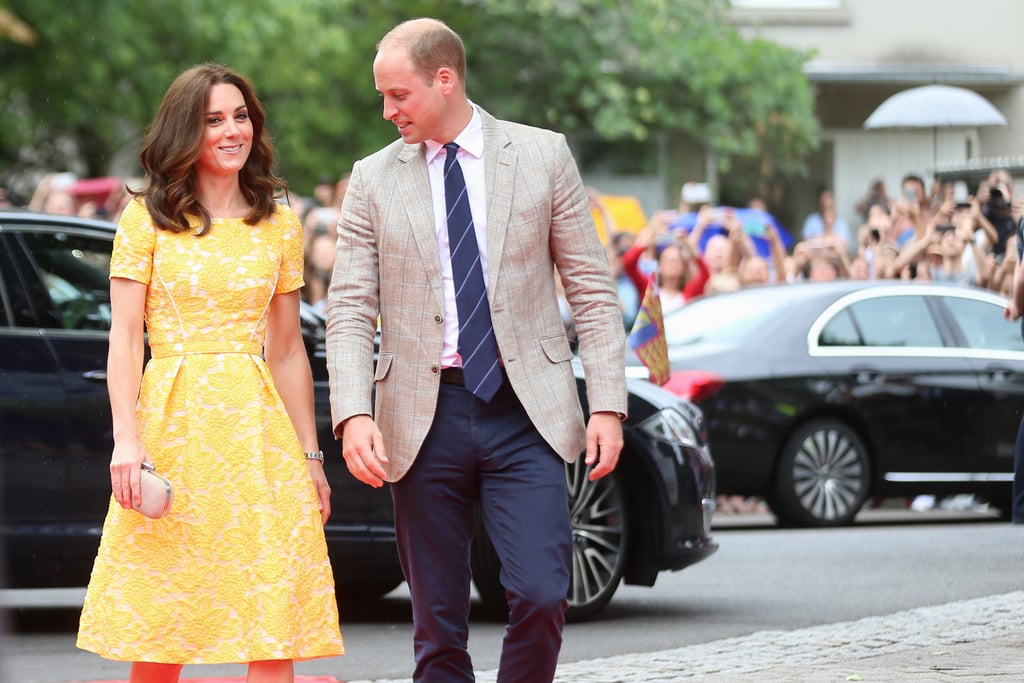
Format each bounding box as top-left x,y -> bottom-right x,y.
425,103 -> 484,164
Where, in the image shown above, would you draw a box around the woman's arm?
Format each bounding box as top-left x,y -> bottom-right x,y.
265,289 -> 331,524
685,205 -> 716,256
891,225 -> 935,275
620,242 -> 648,297
765,225 -> 788,284
107,277 -> 149,510
683,256 -> 710,301
971,198 -> 999,246
1005,245 -> 1024,321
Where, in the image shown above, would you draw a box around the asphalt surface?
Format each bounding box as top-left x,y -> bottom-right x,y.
4,505 -> 1019,683
354,506 -> 1024,683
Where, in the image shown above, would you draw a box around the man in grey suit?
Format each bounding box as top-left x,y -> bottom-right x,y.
326,17 -> 627,683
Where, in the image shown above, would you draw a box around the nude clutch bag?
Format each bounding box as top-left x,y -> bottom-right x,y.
133,462 -> 174,519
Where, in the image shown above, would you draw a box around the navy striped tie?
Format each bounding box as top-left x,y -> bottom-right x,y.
443,142 -> 501,402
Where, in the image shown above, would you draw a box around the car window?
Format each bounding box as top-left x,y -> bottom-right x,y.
818,308 -> 862,346
19,231 -> 113,331
843,296 -> 943,347
943,295 -> 1024,352
0,251 -> 12,327
663,290 -> 782,346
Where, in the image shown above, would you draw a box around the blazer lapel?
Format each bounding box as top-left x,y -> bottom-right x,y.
396,144 -> 445,313
481,111 -> 514,292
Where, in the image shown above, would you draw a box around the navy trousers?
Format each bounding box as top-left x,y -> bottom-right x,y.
390,378 -> 572,683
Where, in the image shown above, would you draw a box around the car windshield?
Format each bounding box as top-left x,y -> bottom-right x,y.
664,287 -> 790,346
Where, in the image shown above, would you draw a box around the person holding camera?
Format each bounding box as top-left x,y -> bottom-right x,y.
892,199 -> 989,287
801,186 -> 851,252
622,207 -> 711,312
980,176 -> 1016,262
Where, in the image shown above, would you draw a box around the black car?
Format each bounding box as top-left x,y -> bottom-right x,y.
628,280 -> 1023,528
0,210 -> 717,621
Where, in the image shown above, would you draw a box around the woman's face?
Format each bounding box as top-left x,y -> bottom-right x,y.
703,236 -> 731,272
197,83 -> 253,179
740,257 -> 769,285
658,245 -> 686,281
939,229 -> 964,258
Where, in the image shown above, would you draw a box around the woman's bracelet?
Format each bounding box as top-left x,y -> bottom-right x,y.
304,450 -> 325,462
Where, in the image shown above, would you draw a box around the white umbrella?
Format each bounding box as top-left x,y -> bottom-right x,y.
864,85 -> 1007,129
863,85 -> 1007,173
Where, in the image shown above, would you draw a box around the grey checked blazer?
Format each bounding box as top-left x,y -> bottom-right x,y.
325,108 -> 627,482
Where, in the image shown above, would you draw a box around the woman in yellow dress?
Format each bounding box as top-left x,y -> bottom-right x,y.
76,63 -> 344,682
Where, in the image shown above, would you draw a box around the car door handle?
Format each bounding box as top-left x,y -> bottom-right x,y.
988,368 -> 1015,383
82,370 -> 108,384
856,370 -> 882,383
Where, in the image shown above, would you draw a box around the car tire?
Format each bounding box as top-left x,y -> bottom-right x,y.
470,459 -> 629,623
768,418 -> 871,527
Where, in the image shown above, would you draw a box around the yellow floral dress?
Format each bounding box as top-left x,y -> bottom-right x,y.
77,199 -> 344,663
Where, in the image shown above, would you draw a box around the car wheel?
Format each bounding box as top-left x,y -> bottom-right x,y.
470,459 -> 629,622
768,418 -> 871,527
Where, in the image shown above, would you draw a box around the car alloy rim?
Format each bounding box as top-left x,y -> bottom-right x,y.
565,459 -> 626,608
792,428 -> 864,520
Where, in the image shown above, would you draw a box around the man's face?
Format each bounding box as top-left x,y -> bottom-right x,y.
902,179 -> 926,205
373,46 -> 446,144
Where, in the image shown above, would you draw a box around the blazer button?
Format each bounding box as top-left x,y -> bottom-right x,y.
431,366 -> 440,375
434,314 -> 443,324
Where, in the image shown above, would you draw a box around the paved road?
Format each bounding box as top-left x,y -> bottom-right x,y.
368,591 -> 1024,682
3,505 -> 1019,683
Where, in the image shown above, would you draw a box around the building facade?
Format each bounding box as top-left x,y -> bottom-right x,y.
733,0 -> 1024,231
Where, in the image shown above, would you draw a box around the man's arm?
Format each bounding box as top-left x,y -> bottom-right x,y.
1005,244 -> 1024,321
324,159 -> 388,486
546,136 -> 627,479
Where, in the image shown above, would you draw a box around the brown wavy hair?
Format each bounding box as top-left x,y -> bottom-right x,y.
132,63 -> 286,234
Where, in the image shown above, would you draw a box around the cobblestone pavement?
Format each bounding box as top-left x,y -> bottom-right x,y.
353,591 -> 1024,683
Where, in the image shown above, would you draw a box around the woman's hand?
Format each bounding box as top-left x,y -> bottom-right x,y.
306,459 -> 332,525
109,439 -> 149,510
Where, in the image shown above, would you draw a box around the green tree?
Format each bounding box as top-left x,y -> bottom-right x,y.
465,0 -> 818,199
0,0 -> 370,194
1,0 -> 817,203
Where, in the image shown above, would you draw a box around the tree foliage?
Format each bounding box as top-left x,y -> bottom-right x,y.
0,0 -> 817,198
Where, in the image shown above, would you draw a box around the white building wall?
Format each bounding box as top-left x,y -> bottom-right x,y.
734,0 -> 1024,230
828,128 -> 979,223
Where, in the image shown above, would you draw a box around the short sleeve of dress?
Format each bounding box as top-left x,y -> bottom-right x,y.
109,198 -> 156,285
276,205 -> 305,294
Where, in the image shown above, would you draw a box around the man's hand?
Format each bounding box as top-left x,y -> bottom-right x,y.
584,411 -> 624,481
341,414 -> 389,488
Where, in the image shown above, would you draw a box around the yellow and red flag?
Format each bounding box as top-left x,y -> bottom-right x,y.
627,274 -> 670,386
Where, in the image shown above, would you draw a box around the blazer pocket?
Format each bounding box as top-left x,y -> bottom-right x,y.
539,335 -> 573,364
514,205 -> 547,224
374,352 -> 394,382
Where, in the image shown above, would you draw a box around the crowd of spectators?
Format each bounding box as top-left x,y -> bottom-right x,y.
592,169 -> 1022,337
589,172 -> 1021,515
9,168 -> 1018,326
